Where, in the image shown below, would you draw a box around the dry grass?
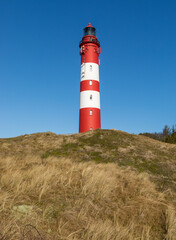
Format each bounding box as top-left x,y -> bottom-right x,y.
0,130 -> 176,239
0,155 -> 176,239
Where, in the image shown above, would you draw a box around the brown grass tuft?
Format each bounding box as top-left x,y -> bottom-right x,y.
0,154 -> 176,239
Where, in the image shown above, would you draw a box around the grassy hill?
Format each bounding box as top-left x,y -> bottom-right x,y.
0,129 -> 176,239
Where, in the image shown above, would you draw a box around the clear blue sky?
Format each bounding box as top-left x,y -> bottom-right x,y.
0,0 -> 176,137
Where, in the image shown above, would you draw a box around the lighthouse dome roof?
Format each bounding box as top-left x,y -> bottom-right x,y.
83,23 -> 96,36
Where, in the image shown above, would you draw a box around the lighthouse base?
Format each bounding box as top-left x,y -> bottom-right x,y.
79,108 -> 101,133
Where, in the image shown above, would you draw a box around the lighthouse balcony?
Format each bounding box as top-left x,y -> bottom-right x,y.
79,38 -> 100,47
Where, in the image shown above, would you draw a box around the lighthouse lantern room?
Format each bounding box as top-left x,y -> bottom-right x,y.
79,23 -> 101,133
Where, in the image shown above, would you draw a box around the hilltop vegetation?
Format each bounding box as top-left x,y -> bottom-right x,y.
0,129 -> 176,239
139,124 -> 176,144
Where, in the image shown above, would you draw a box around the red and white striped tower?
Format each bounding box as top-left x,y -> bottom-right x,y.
79,23 -> 101,133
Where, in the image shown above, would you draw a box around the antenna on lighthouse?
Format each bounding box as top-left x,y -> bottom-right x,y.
79,23 -> 101,133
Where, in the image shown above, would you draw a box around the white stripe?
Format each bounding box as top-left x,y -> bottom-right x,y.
80,91 -> 100,109
80,63 -> 99,82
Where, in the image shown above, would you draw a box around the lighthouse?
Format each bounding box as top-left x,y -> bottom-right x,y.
79,23 -> 101,133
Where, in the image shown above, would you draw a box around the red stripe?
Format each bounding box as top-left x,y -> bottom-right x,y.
80,80 -> 99,92
79,108 -> 101,133
81,43 -> 99,64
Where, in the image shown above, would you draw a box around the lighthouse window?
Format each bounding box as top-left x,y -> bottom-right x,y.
90,65 -> 92,71
90,110 -> 93,115
81,72 -> 85,79
90,94 -> 92,100
90,80 -> 92,85
83,27 -> 96,36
